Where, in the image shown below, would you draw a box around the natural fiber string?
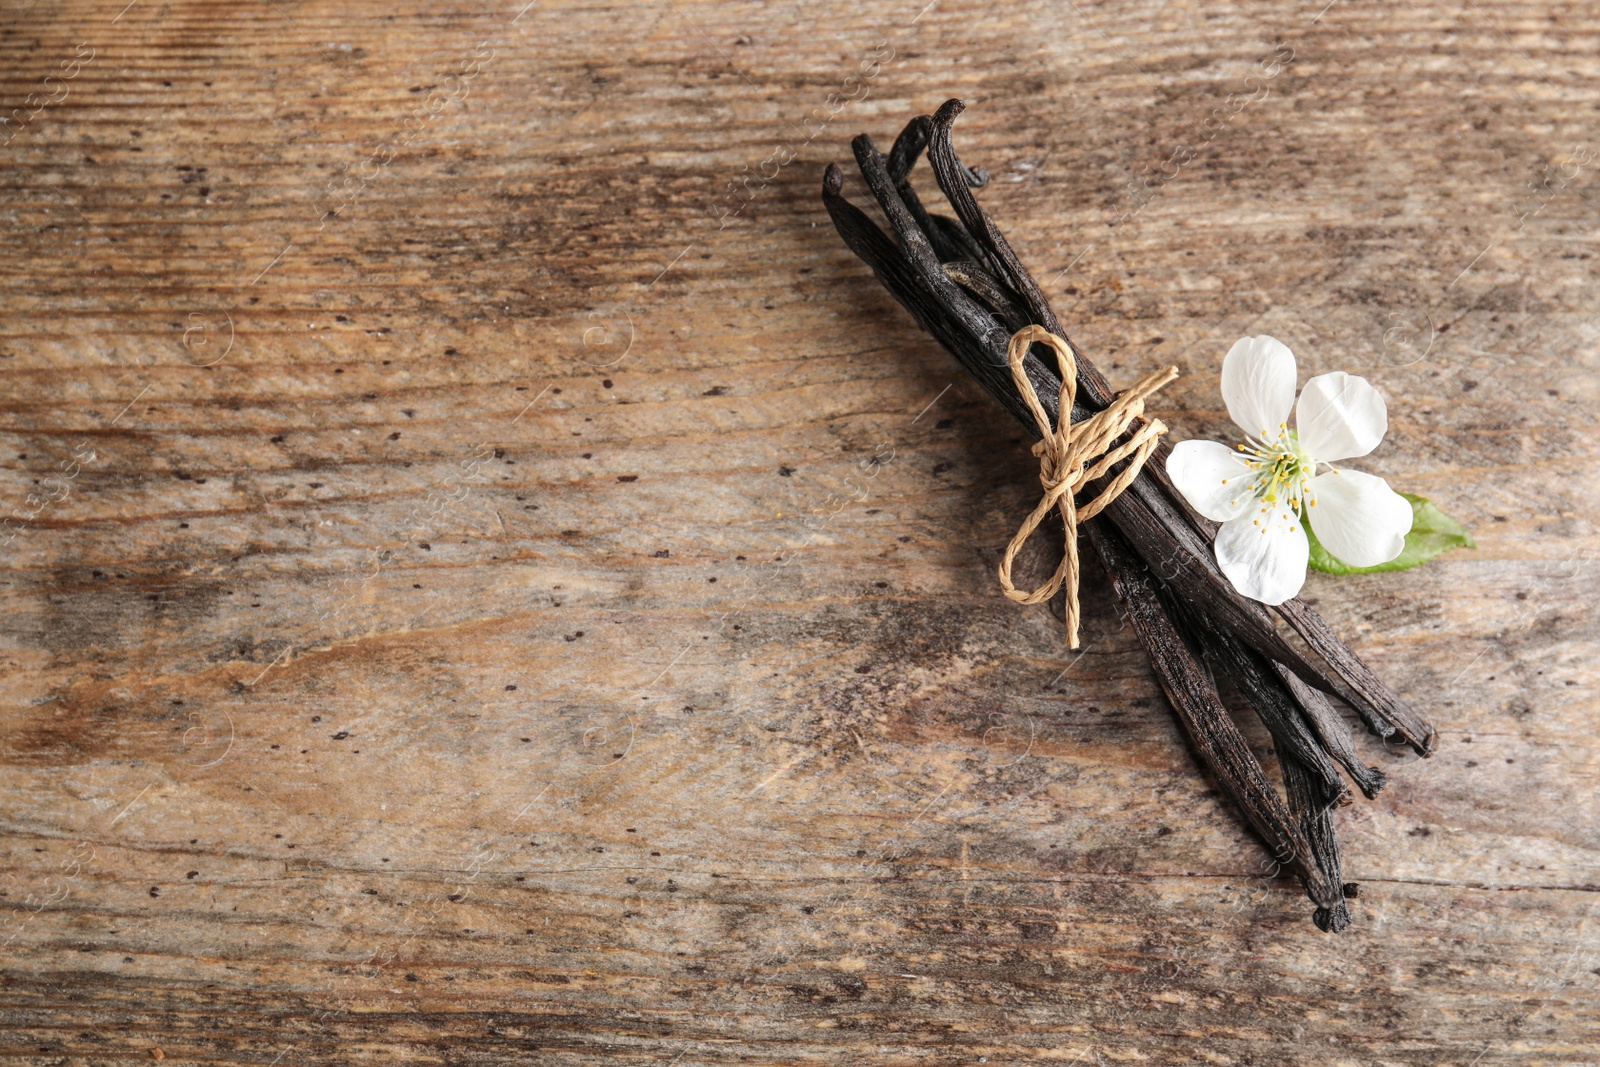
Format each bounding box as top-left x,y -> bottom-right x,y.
997,325 -> 1179,649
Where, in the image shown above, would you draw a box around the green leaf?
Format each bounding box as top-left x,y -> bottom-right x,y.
1306,493 -> 1476,575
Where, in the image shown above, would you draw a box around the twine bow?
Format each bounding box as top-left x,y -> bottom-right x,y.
997,325 -> 1179,649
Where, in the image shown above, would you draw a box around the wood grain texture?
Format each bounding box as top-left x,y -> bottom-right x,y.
1,0 -> 1597,1063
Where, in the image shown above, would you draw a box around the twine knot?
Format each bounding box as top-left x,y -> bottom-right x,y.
997,325 -> 1179,649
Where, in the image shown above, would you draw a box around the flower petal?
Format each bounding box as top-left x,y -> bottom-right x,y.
1296,372 -> 1388,462
1165,440 -> 1254,521
1307,468 -> 1413,566
1214,505 -> 1309,605
1221,335 -> 1297,439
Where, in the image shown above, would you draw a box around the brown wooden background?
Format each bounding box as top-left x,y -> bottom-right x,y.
2,0 -> 1597,1063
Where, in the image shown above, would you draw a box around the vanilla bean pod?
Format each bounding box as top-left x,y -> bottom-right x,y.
1199,623 -> 1358,930
1283,753 -> 1354,933
823,99 -> 1439,927
1096,524 -> 1343,913
1277,664 -> 1387,800
1202,629 -> 1349,809
1278,597 -> 1435,751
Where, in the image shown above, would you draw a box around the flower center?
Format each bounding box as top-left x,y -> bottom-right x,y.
1225,425 -> 1319,534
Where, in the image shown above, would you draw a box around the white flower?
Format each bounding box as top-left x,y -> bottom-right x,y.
1165,335 -> 1413,605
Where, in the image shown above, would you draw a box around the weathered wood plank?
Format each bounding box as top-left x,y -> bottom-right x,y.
1,0 -> 1597,1063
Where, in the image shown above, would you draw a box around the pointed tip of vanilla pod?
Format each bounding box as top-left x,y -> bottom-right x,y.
1314,901 -> 1353,933
1343,757 -> 1387,800
1339,765 -> 1384,802
823,163 -> 844,195
850,133 -> 880,167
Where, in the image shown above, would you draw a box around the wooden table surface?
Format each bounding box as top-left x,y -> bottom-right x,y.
2,1 -> 1597,1063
